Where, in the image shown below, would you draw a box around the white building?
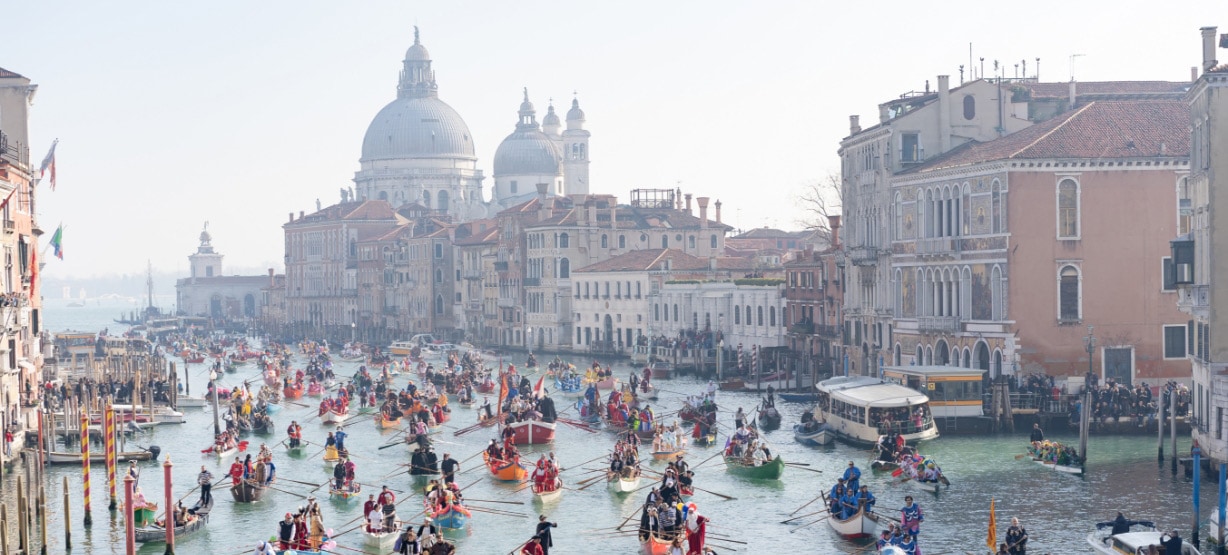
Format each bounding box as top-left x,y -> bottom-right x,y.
651,280 -> 787,351
176,224 -> 276,319
491,91 -> 591,208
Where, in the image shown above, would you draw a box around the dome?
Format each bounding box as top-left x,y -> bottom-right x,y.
566,97 -> 585,121
542,104 -> 560,128
493,129 -> 561,176
361,96 -> 476,161
405,42 -> 430,61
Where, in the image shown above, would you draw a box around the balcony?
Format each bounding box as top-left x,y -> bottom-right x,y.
494,261 -> 509,272
2,220 -> 12,234
1178,284 -> 1210,314
848,246 -> 880,266
463,270 -> 483,280
523,277 -> 541,287
917,315 -> 959,334
497,297 -> 516,308
789,322 -> 814,335
816,324 -> 840,338
915,237 -> 960,257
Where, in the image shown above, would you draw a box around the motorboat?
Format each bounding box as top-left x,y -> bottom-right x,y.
816,376 -> 939,446
1087,520 -> 1200,554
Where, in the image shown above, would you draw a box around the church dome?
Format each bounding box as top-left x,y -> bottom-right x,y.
361,96 -> 475,161
566,97 -> 586,122
542,104 -> 560,128
405,42 -> 430,61
493,130 -> 561,176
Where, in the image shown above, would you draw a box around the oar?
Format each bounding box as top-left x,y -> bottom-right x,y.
460,498 -> 524,506
689,450 -> 725,471
691,485 -> 735,501
790,492 -> 825,516
614,503 -> 648,530
706,535 -> 749,545
781,510 -> 825,524
784,463 -> 824,474
265,484 -> 307,499
280,477 -> 326,488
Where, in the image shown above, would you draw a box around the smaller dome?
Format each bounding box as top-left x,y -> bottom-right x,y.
494,130 -> 562,177
405,26 -> 430,61
542,104 -> 560,127
566,97 -> 585,121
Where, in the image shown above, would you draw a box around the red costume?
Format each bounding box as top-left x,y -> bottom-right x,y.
229,461 -> 244,485
687,515 -> 708,554
377,490 -> 395,506
363,499 -> 377,516
521,541 -> 544,555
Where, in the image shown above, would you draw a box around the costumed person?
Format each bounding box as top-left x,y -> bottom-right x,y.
1005,516 -> 1028,555
379,485 -> 397,532
901,495 -> 923,537
685,507 -> 708,554
277,512 -> 296,550
197,465 -> 214,505
535,515 -> 557,555
520,535 -> 545,555
254,540 -> 276,555
229,457 -> 245,486
842,461 -> 861,492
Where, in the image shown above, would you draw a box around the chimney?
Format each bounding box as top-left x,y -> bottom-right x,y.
268,268 -> 275,287
299,211 -> 305,220
1068,80 -> 1077,108
536,183 -> 550,220
879,104 -> 890,123
714,200 -> 722,224
937,75 -> 951,152
587,203 -> 597,227
1203,27 -> 1219,72
849,115 -> 861,135
828,215 -> 841,249
1193,66 -> 1200,82
610,205 -> 617,230
685,194 -> 693,214
697,197 -> 710,229
289,212 -> 294,223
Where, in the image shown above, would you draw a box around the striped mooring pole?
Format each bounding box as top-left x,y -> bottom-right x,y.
80,412 -> 91,526
105,404 -> 117,510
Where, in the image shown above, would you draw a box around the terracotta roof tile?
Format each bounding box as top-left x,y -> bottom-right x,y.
908,100 -> 1189,174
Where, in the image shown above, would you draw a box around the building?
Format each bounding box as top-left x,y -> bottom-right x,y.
353,28 -> 591,221
1177,27 -> 1228,465
0,67 -> 47,463
784,215 -> 845,380
175,224 -> 278,320
892,99 -> 1188,383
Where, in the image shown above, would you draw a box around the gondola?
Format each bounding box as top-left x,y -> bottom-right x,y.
825,505 -> 881,539
609,471 -> 640,494
230,479 -> 267,503
793,423 -> 834,446
134,497 -> 212,543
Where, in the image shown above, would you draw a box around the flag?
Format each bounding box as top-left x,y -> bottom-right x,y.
497,372 -> 507,416
29,248 -> 37,300
533,376 -> 545,398
50,225 -> 63,260
38,140 -> 57,190
986,498 -> 997,551
0,187 -> 17,212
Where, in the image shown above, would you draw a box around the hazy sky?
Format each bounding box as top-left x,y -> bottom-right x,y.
5,1 -> 1222,279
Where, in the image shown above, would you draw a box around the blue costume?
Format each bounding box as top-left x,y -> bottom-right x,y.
897,535 -> 917,554
335,430 -> 348,452
901,501 -> 923,535
840,490 -> 860,519
843,464 -> 861,492
857,488 -> 876,513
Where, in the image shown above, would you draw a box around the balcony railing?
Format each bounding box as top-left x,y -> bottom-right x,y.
915,237 -> 960,256
523,277 -> 541,287
848,246 -> 879,266
1178,284 -> 1210,311
789,322 -> 814,334
816,324 -> 840,338
917,315 -> 959,333
494,261 -> 509,272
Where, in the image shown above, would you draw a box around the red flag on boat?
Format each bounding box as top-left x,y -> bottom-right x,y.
533,376 -> 545,398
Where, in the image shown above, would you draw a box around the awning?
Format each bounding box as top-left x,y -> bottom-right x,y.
17,360 -> 35,372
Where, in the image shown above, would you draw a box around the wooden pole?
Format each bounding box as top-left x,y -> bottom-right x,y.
62,477 -> 70,549
163,457 -> 174,554
1,506 -> 9,555
123,474 -> 135,555
39,485 -> 47,555
1158,391 -> 1166,463
81,412 -> 92,526
16,477 -> 26,554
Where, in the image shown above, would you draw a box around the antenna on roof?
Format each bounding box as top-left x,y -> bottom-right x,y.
1069,53 -> 1086,81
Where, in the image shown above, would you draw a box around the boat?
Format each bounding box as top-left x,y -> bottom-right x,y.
724,455 -> 784,480
482,452 -> 527,482
176,396 -> 209,408
778,392 -> 819,403
203,441 -> 248,461
639,530 -> 687,555
648,361 -> 673,380
285,444 -> 306,457
125,501 -> 158,527
692,431 -> 716,447
793,423 -> 834,446
678,485 -> 694,500
825,505 -> 881,539
718,378 -> 745,391
306,382 -> 324,397
758,405 -> 782,431
1027,441 -> 1084,475
474,380 -> 496,394
47,449 -> 156,464
651,449 -> 686,461
329,483 -> 362,500
503,419 -> 556,445
532,482 -> 563,503
1088,520 -> 1201,554
376,415 -> 402,429
283,383 -> 304,400
870,460 -> 899,472
230,480 -> 267,503
134,497 -> 212,543
320,409 -> 349,425
430,504 -> 472,529
816,376 -> 940,446
389,341 -> 417,357
364,528 -> 399,552
907,478 -> 946,494
609,472 -> 640,494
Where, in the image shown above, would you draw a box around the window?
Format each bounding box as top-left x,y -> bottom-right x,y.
434,243 -> 443,259
423,191 -> 432,209
654,304 -> 660,321
673,304 -> 678,321
710,235 -> 717,249
1057,179 -> 1079,239
510,180 -> 518,194
734,309 -> 740,325
991,180 -> 1003,233
901,133 -> 920,162
963,95 -> 976,120
619,235 -> 626,249
1162,257 -> 1176,292
438,190 -> 449,212
770,307 -> 776,326
757,306 -> 764,326
662,235 -> 669,248
689,236 -> 696,249
1164,325 -> 1188,359
559,233 -> 569,248
601,235 -> 608,249
745,305 -> 751,325
435,269 -> 442,283
1059,265 -> 1080,321
560,258 -> 570,279
434,294 -> 444,314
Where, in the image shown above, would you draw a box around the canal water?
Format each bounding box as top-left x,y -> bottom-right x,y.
12,300 -> 1212,554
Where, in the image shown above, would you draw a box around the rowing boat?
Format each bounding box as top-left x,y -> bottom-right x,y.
723,455 -> 784,480
609,472 -> 640,494
639,530 -> 687,555
134,497 -> 212,543
125,502 -> 158,527
826,506 -> 881,539
376,415 -> 402,429
230,480 -> 267,503
533,481 -> 563,504
330,484 -> 362,500
651,449 -> 686,461
430,504 -> 471,529
793,423 -> 834,446
482,452 -> 527,482
320,409 -> 349,425
363,528 -> 399,551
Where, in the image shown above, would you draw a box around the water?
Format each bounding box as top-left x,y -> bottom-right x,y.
19,303 -> 1214,554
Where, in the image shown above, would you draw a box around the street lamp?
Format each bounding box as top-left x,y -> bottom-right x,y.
209,370 -> 221,436
350,322 -> 356,343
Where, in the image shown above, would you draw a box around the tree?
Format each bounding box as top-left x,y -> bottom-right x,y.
795,172 -> 843,243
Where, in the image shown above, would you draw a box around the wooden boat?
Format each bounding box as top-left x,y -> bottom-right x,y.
1088,520 -> 1201,554
482,452 -> 527,482
125,502 -> 158,527
609,472 -> 640,493
183,355 -> 206,364
320,409 -> 349,425
204,441 -> 248,462
723,455 -> 785,480
284,444 -> 306,457
177,396 -> 209,408
648,361 -> 672,380
283,383 -> 304,400
588,377 -> 618,391
430,504 -> 471,529
306,382 -> 324,397
134,497 -> 212,543
826,506 -> 881,539
651,449 -> 686,461
692,432 -> 716,447
503,419 -> 556,445
230,480 -> 267,503
718,378 -> 745,391
678,485 -> 694,500
870,460 -> 899,472
376,415 -> 402,429
474,380 -> 496,394
47,449 -> 154,464
793,423 -> 834,446
758,406 -> 782,430
329,483 -> 361,500
364,528 -> 399,552
1033,458 -> 1084,475
907,478 -> 946,494
532,482 -> 563,503
639,530 -> 687,555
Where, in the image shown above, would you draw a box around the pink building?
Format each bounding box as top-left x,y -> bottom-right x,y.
890,100 -> 1190,383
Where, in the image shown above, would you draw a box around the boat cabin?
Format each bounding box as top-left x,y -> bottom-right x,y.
816,376 -> 939,446
881,366 -> 986,419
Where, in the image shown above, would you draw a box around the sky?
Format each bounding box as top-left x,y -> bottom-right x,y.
4,0 -> 1223,280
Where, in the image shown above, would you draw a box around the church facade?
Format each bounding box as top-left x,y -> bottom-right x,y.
175,225 -> 278,320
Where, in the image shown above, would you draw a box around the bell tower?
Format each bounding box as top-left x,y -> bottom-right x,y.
562,95 -> 591,195
188,222 -> 223,284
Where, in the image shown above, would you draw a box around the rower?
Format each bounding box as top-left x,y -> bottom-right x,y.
1029,423 -> 1044,443
335,426 -> 349,454
857,485 -> 876,514
332,458 -> 347,490
843,461 -> 861,492
378,485 -> 397,532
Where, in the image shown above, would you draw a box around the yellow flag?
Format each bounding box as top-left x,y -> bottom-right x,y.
987,498 -> 997,551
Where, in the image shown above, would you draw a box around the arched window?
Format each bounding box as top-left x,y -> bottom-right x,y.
662,235 -> 669,248
710,235 -> 718,249
769,307 -> 776,326
619,235 -> 626,249
437,190 -> 449,212
434,294 -> 444,314
559,233 -> 570,248
745,305 -> 752,325
560,258 -> 570,278
963,95 -> 976,120
991,180 -> 1002,233
601,235 -> 608,249
991,265 -> 1003,320
423,191 -> 432,209
757,306 -> 764,326
894,193 -> 903,240
434,268 -> 442,283
1059,265 -> 1081,321
378,191 -> 388,201
1057,178 -> 1079,238
673,304 -> 679,321
734,308 -> 741,325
